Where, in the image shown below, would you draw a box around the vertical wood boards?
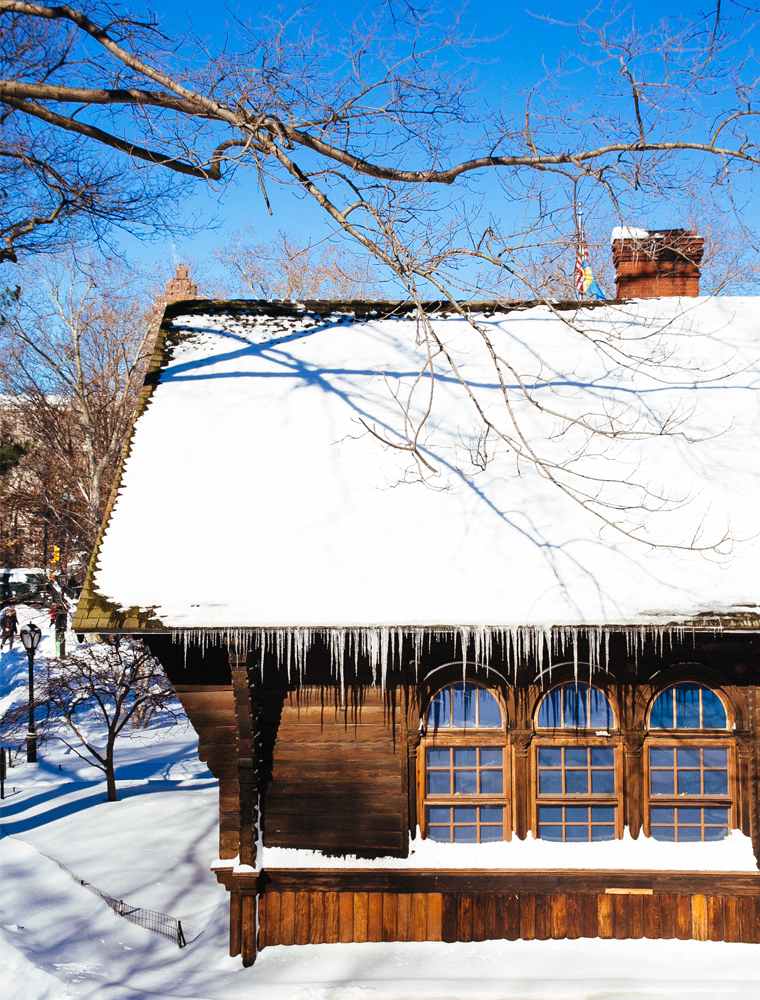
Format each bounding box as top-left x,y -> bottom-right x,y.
256,888 -> 760,948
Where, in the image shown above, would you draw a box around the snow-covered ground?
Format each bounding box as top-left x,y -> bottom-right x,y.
3,615 -> 760,999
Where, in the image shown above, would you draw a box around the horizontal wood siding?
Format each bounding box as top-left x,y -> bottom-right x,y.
173,685 -> 239,858
262,687 -> 406,853
256,889 -> 760,949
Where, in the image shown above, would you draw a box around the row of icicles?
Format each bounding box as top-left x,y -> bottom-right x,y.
171,623 -> 713,691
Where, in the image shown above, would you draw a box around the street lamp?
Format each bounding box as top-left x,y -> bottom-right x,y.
20,623 -> 42,763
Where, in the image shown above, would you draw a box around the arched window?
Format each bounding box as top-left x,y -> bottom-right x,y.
426,682 -> 502,729
422,682 -> 506,843
534,682 -> 618,842
536,682 -> 615,730
647,684 -> 731,842
649,684 -> 727,729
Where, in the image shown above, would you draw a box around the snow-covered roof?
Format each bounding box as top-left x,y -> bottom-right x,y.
74,297 -> 760,635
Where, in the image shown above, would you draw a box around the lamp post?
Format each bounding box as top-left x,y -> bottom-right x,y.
20,623 -> 42,763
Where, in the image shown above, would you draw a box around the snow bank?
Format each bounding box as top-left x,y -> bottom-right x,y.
260,828 -> 758,872
92,298 -> 760,630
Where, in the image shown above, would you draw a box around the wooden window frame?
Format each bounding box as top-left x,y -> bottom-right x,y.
531,683 -> 622,840
532,736 -> 624,840
419,682 -> 511,843
643,734 -> 736,840
643,683 -> 735,841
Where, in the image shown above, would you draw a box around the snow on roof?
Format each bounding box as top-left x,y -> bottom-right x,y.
79,297 -> 760,632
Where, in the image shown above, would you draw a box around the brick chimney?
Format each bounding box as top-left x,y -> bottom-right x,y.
153,263 -> 203,314
611,228 -> 704,298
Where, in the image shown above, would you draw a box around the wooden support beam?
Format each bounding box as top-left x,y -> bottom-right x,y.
241,894 -> 257,967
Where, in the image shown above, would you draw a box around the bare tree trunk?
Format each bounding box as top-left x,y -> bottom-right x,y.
105,744 -> 118,801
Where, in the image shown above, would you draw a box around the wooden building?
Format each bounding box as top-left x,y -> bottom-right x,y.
73,296 -> 760,965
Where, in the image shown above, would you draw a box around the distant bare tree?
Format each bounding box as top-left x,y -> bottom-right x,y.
0,637 -> 180,800
218,229 -> 382,300
0,252 -> 156,573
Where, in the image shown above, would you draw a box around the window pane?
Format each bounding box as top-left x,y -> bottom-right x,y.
675,685 -> 701,728
591,806 -> 615,823
565,747 -> 588,767
702,689 -> 727,728
538,824 -> 563,841
651,806 -> 675,824
537,688 -> 563,728
538,805 -> 563,823
565,770 -> 589,794
480,748 -> 503,767
427,826 -> 451,841
649,691 -> 673,729
650,747 -> 674,766
565,806 -> 589,823
480,826 -> 503,842
564,684 -> 588,728
591,825 -> 615,841
589,687 -> 614,729
676,748 -> 701,767
676,771 -> 702,795
480,770 -> 503,794
703,748 -> 727,768
677,825 -> 702,842
590,747 -> 614,767
453,825 -> 477,842
651,825 -> 675,841
428,771 -> 451,794
650,770 -> 674,795
477,688 -> 502,728
453,770 -> 477,795
704,825 -> 729,841
538,747 -> 561,766
453,747 -> 476,766
566,824 -> 589,841
703,770 -> 728,796
677,806 -> 702,824
539,770 -> 563,795
480,806 -> 503,823
453,806 -> 477,822
704,807 -> 729,826
452,683 -> 477,728
427,806 -> 451,824
427,748 -> 450,767
591,770 -> 615,794
427,689 -> 450,729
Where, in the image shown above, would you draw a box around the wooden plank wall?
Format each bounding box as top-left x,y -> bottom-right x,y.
257,890 -> 760,947
173,685 -> 240,858
261,686 -> 407,854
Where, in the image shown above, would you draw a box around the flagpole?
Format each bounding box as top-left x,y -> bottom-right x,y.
576,206 -> 584,301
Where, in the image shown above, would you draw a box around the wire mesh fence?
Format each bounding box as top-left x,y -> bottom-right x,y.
42,850 -> 199,948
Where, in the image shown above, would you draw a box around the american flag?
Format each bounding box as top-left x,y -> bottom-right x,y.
575,226 -> 587,295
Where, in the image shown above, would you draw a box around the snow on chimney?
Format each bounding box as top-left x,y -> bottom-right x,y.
611,228 -> 704,298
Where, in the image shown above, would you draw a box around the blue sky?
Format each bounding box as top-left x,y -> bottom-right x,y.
113,1 -> 758,291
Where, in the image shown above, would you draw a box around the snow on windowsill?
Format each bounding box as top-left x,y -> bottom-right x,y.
260,829 -> 758,872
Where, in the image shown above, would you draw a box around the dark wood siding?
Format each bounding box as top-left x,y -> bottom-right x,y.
260,685 -> 406,854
